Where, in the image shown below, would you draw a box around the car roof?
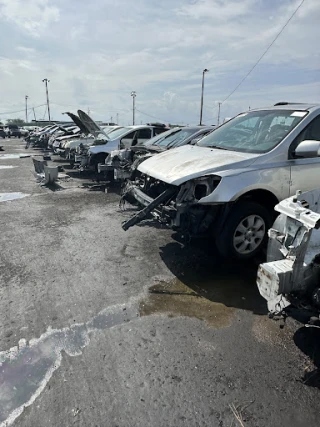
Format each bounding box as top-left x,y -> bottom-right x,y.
252,102 -> 320,112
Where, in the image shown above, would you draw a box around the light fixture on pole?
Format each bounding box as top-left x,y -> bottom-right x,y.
42,78 -> 51,121
25,95 -> 29,123
199,68 -> 209,125
131,91 -> 136,125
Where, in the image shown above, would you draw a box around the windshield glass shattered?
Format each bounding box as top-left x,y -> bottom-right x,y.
198,110 -> 307,153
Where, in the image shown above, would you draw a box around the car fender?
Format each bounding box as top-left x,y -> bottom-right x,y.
198,166 -> 290,204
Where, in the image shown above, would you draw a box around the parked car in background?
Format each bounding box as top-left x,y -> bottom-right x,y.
19,128 -> 29,137
0,126 -> 7,138
122,102 -> 320,259
76,121 -> 169,172
99,125 -> 214,181
7,124 -> 21,138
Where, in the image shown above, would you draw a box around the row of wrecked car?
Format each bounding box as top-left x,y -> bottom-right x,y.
26,101 -> 320,323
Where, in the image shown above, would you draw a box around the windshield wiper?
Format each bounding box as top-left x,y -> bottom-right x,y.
206,145 -> 230,150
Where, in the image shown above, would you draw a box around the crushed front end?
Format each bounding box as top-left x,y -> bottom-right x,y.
121,174 -> 222,236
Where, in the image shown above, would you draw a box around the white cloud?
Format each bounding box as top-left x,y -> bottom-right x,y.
0,0 -> 318,125
0,0 -> 59,37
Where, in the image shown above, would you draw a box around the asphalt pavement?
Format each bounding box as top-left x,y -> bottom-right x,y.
0,139 -> 320,427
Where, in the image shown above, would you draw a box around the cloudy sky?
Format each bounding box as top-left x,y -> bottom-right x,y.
0,0 -> 319,125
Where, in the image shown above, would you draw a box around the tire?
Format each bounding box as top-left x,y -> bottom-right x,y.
216,201 -> 273,260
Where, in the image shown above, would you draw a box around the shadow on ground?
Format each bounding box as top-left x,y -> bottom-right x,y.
294,327 -> 320,389
139,238 -> 267,327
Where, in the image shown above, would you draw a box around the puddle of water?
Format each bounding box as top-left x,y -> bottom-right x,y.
140,279 -> 235,328
140,262 -> 266,328
0,193 -> 29,203
0,166 -> 16,170
0,305 -> 138,427
0,154 -> 30,160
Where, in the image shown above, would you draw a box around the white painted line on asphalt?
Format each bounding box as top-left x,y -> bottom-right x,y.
0,166 -> 17,169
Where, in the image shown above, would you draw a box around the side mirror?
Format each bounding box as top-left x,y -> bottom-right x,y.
294,140 -> 320,158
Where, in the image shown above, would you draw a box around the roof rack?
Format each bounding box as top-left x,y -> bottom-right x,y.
274,102 -> 306,106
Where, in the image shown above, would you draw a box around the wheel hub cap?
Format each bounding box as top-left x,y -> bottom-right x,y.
233,214 -> 266,255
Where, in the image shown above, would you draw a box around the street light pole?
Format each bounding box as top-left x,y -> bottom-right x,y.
217,102 -> 222,126
131,91 -> 136,125
25,95 -> 29,123
42,78 -> 51,122
199,68 -> 209,125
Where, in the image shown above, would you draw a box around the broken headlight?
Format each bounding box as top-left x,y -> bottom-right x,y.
193,175 -> 221,200
177,175 -> 221,204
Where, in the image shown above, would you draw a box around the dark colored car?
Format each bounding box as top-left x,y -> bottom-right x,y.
8,124 -> 21,138
0,127 -> 6,139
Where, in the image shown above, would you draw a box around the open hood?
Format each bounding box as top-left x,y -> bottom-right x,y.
137,145 -> 259,186
64,112 -> 90,135
78,110 -> 108,138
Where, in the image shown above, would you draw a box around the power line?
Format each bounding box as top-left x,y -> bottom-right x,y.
0,103 -> 47,115
135,108 -> 168,123
221,0 -> 305,104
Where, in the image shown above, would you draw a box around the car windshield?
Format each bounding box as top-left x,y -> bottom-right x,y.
198,110 -> 307,153
155,128 -> 202,148
142,128 -> 179,147
105,127 -> 133,140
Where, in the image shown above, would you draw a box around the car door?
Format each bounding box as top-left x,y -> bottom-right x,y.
289,115 -> 320,195
120,130 -> 138,149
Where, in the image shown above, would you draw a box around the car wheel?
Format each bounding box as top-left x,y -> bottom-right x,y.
216,201 -> 272,260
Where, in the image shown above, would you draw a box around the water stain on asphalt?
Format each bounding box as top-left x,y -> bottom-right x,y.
0,305 -> 138,427
140,279 -> 235,328
0,193 -> 29,202
140,267 -> 266,328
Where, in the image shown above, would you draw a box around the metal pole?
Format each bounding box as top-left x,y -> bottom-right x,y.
217,102 -> 221,126
33,107 -> 37,127
131,91 -> 136,125
25,95 -> 29,123
199,69 -> 208,125
116,113 -> 119,124
42,79 -> 51,122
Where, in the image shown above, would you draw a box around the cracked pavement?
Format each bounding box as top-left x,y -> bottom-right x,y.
0,139 -> 320,427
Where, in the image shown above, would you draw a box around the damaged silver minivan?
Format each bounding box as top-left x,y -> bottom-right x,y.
122,103 -> 320,259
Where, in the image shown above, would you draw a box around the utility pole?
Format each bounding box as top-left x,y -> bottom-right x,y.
131,91 -> 136,125
217,102 -> 222,126
116,113 -> 119,124
25,95 -> 29,123
33,107 -> 37,127
88,107 -> 90,115
199,69 -> 209,125
110,116 -> 113,123
42,78 -> 51,121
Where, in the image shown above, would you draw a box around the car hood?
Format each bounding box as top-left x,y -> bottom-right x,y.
78,110 -> 108,138
64,112 -> 89,135
137,145 -> 259,185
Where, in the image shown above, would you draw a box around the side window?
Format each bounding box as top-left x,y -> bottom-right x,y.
137,128 -> 152,140
121,131 -> 136,142
290,115 -> 320,158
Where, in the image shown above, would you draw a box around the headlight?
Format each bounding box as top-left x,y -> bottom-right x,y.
193,175 -> 221,200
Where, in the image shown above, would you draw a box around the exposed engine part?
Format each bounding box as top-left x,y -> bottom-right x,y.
257,189 -> 320,317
